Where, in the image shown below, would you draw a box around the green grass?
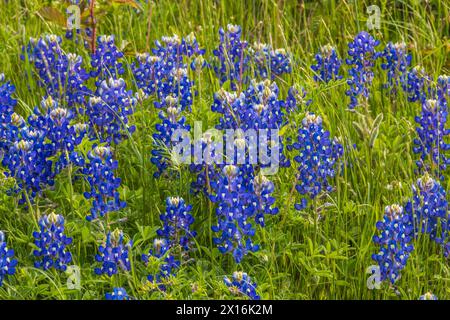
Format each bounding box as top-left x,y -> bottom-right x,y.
0,0 -> 449,300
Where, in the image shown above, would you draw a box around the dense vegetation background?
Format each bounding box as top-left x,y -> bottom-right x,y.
0,0 -> 449,299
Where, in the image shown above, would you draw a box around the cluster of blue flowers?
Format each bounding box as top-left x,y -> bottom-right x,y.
0,74 -> 18,151
1,96 -> 87,204
142,197 -> 195,291
90,35 -> 125,85
132,34 -> 204,177
284,84 -> 312,113
86,78 -> 137,145
210,165 -> 278,263
402,65 -> 433,103
381,42 -> 411,94
83,145 -> 126,221
251,43 -> 291,79
224,271 -> 260,300
372,204 -> 414,284
33,212 -> 73,271
211,80 -> 290,168
133,33 -> 204,104
413,98 -> 450,177
0,231 -> 17,287
405,174 -> 448,244
288,113 -> 343,210
105,287 -> 130,300
345,31 -> 381,109
311,44 -> 342,83
95,229 -> 132,277
151,104 -> 191,178
213,24 -> 249,90
22,35 -> 90,107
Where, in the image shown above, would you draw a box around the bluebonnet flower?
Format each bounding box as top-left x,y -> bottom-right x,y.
437,75 -> 449,100
90,35 -> 124,84
381,42 -> 411,94
224,271 -> 260,300
213,24 -> 249,90
372,204 -> 414,284
105,287 -> 130,300
151,105 -> 191,178
0,74 -> 17,152
191,55 -> 207,73
22,36 -> 90,107
142,197 -> 196,291
132,33 -> 203,109
1,128 -> 54,204
345,31 -> 381,109
132,53 -> 162,96
83,145 -> 126,221
28,97 -> 86,173
179,32 -> 206,57
288,113 -> 343,210
0,231 -> 18,287
419,292 -> 438,300
33,212 -> 73,271
211,80 -> 285,132
251,43 -> 291,79
145,254 -> 180,292
1,96 -> 87,204
402,65 -> 433,103
210,80 -> 290,168
210,165 -> 278,263
413,99 -> 450,177
95,229 -> 132,277
311,44 -> 342,83
405,173 -> 448,243
157,197 -> 196,250
284,85 -> 312,113
86,78 -> 136,145
142,238 -> 170,261
189,132 -> 223,196
251,173 -> 278,227
155,67 -> 193,111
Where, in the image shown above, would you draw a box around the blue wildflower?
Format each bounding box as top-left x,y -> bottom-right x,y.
251,43 -> 291,79
405,173 -> 448,243
33,212 -> 73,271
224,271 -> 260,300
288,113 -> 343,210
95,229 -> 132,277
22,36 -> 90,107
210,165 -> 277,263
213,24 -> 249,90
402,65 -> 433,103
86,78 -> 136,145
105,287 -> 130,300
372,204 -> 414,284
381,42 -> 411,94
345,31 -> 381,109
311,44 -> 342,83
0,231 -> 18,287
413,98 -> 450,177
151,105 -> 191,178
83,145 -> 126,221
0,74 -> 17,151
142,197 -> 196,291
157,197 -> 196,251
90,35 -> 124,84
284,85 -> 312,113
